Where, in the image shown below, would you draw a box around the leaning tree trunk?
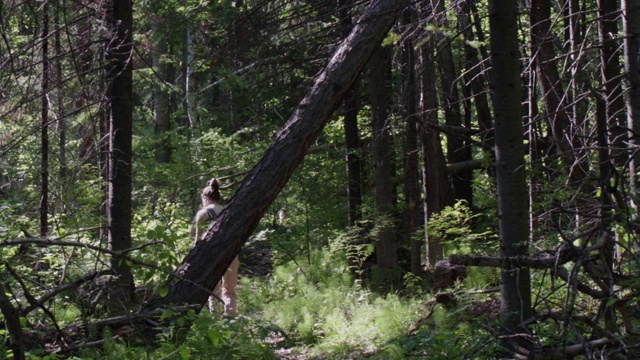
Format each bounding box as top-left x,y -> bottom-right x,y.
143,0 -> 406,323
489,0 -> 532,353
106,0 -> 134,314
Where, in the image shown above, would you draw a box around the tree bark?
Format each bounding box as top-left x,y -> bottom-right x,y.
340,0 -> 363,227
143,0 -> 406,318
152,15 -> 172,163
0,282 -> 25,360
40,1 -> 49,238
432,0 -> 471,205
624,0 -> 640,205
489,0 -> 532,351
400,6 -> 422,276
419,0 -> 453,267
106,0 -> 134,313
370,43 -> 400,285
597,0 -> 626,167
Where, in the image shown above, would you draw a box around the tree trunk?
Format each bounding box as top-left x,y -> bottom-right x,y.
40,1 -> 49,238
143,0 -> 406,322
489,0 -> 532,351
419,0 -> 453,267
595,91 -> 617,332
597,0 -> 626,168
432,0 -> 471,206
370,43 -> 400,285
152,17 -> 172,163
340,0 -> 362,227
106,0 -> 134,314
182,0 -> 196,127
400,6 -> 423,276
54,4 -> 67,180
0,282 -> 25,360
624,0 -> 640,205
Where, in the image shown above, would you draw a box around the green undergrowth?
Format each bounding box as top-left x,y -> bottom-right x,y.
53,249 -> 497,359
240,250 -> 426,358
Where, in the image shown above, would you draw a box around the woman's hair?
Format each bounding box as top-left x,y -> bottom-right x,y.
201,178 -> 221,206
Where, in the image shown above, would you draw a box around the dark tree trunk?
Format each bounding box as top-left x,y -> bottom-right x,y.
400,7 -> 423,275
142,0 -> 406,324
340,0 -> 363,227
419,0 -> 453,267
106,0 -> 134,313
40,1 -> 49,238
595,92 -> 617,332
597,0 -> 626,167
624,0 -> 640,202
0,283 -> 24,360
370,43 -> 400,285
432,0 -> 471,206
489,0 -> 532,351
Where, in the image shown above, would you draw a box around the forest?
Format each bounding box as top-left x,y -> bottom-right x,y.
1,0 -> 640,358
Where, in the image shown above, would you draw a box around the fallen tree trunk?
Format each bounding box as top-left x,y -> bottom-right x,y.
448,249 -> 582,269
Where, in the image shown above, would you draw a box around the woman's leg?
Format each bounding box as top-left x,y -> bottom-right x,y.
208,256 -> 239,316
221,256 -> 239,316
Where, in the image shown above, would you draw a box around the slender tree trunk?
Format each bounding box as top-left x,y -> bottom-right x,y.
106,0 -> 134,313
142,1 -> 406,327
624,0 -> 640,206
152,17 -> 172,163
340,0 -> 362,227
400,6 -> 422,275
182,0 -> 195,127
597,0 -> 626,168
54,4 -> 67,180
419,0 -> 453,267
40,2 -> 50,238
595,93 -> 617,332
432,0 -> 471,205
489,0 -> 532,352
370,43 -> 399,285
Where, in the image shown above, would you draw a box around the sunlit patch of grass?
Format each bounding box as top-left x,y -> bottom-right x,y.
240,249 -> 426,358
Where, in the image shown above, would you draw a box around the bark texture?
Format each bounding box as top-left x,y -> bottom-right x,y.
489,0 -> 532,350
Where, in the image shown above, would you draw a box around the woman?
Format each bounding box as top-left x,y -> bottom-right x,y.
192,178 -> 239,317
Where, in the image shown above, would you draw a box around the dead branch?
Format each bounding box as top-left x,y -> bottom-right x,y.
21,270 -> 114,314
448,249 -> 580,270
531,337 -> 612,359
